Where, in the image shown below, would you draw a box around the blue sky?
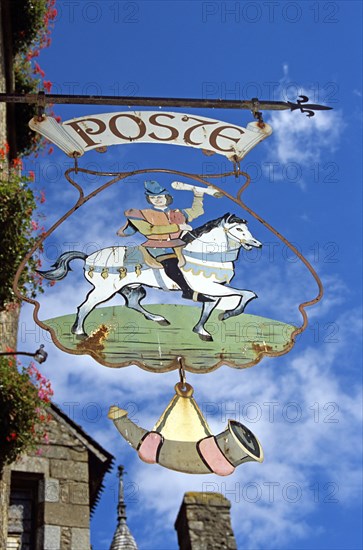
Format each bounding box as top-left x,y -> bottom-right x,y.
19,1 -> 362,549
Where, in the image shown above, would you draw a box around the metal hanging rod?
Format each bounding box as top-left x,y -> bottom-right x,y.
0,92 -> 332,117
0,345 -> 48,364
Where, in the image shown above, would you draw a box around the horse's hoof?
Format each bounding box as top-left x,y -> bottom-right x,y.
74,333 -> 88,340
193,327 -> 213,342
199,333 -> 213,342
157,319 -> 170,326
222,312 -> 235,321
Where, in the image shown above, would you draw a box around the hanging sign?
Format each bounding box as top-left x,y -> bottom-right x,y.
20,109 -> 321,374
29,111 -> 272,161
14,104 -> 328,474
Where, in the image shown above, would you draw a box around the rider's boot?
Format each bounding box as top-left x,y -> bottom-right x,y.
160,258 -> 213,303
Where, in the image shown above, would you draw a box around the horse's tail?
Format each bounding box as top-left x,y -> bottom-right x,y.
37,251 -> 87,281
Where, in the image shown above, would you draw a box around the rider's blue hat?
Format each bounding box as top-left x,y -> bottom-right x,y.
144,180 -> 167,196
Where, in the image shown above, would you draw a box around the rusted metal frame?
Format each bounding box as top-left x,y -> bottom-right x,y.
12,168 -> 126,347
235,177 -> 324,342
0,351 -> 34,358
12,165 -> 323,372
0,92 -> 296,109
177,170 -> 324,357
0,345 -> 47,363
0,92 -> 332,115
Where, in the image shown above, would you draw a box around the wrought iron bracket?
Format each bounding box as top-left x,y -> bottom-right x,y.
0,344 -> 48,364
0,92 -> 332,117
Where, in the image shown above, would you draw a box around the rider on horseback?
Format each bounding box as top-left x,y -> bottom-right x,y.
117,180 -> 213,303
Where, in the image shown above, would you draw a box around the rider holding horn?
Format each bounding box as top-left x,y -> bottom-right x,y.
117,180 -> 218,303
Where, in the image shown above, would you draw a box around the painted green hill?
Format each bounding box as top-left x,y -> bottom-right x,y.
45,304 -> 296,372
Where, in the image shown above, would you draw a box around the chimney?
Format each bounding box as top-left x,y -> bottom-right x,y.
175,492 -> 237,550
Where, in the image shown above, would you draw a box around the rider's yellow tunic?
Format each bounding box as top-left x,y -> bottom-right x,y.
118,195 -> 204,258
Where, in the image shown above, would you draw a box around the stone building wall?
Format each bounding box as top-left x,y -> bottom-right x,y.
175,492 -> 237,550
9,411 -> 92,550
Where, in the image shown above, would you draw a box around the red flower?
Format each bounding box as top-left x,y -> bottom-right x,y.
12,158 -> 23,169
39,190 -> 46,203
0,142 -> 10,158
5,302 -> 19,313
34,63 -> 45,78
28,170 -> 35,181
43,80 -> 52,93
6,432 -> 17,441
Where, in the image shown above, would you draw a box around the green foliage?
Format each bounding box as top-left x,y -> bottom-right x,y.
0,355 -> 53,469
13,62 -> 43,157
0,1 -> 56,470
10,0 -> 52,57
0,162 -> 43,309
10,0 -> 57,157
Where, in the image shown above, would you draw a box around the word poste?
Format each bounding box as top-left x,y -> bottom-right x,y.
29,111 -> 272,161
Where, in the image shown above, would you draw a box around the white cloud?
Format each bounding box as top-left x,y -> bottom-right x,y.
18,285 -> 362,549
123,310 -> 362,548
119,350 -> 361,549
266,108 -> 344,168
17,75 -> 359,546
259,68 -> 345,187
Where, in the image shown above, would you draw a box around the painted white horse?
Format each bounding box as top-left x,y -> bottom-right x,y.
39,214 -> 262,341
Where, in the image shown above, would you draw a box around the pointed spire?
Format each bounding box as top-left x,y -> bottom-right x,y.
110,465 -> 138,550
117,465 -> 127,522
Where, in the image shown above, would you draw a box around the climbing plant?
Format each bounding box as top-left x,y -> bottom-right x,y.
0,152 -> 46,310
10,0 -> 58,156
0,354 -> 53,469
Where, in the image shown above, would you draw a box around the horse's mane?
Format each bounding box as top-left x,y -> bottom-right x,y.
182,213 -> 247,244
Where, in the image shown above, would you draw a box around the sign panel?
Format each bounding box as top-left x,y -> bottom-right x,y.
35,172 -> 298,372
20,111 -> 321,374
17,99 -> 329,475
29,111 -> 272,161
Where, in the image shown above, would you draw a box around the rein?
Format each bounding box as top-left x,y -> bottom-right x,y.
223,225 -> 248,246
183,224 -> 242,264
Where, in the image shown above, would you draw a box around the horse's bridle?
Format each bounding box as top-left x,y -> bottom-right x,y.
224,224 -> 249,247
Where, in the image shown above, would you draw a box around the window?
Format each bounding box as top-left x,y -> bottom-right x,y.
7,473 -> 42,550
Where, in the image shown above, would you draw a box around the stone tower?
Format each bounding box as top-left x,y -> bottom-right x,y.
175,492 -> 237,550
110,466 -> 138,550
